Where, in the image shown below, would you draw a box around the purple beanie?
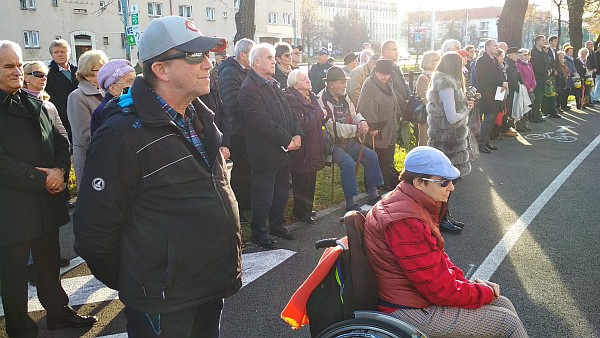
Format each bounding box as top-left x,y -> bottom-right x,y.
97,59 -> 135,91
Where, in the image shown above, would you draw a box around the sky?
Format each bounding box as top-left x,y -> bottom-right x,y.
400,0 -> 553,12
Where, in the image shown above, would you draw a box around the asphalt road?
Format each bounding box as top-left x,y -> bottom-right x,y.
1,105 -> 599,338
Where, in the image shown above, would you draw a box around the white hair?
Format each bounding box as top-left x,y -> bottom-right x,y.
234,38 -> 254,59
249,43 -> 275,67
0,40 -> 22,57
287,69 -> 308,88
441,39 -> 461,53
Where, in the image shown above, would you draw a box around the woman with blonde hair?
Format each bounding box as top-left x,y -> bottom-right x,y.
416,50 -> 441,146
23,61 -> 69,142
67,50 -> 108,191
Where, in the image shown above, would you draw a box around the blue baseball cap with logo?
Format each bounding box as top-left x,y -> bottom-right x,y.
317,47 -> 330,55
404,146 -> 460,179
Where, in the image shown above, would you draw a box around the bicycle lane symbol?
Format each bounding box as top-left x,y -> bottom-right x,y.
524,125 -> 577,143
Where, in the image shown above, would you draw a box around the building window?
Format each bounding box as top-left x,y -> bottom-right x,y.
20,0 -> 36,9
103,36 -> 109,45
283,13 -> 291,25
23,31 -> 40,48
99,1 -> 105,8
233,0 -> 239,10
223,11 -> 228,19
206,7 -> 215,20
268,12 -> 277,24
51,0 -> 58,6
179,5 -> 192,19
148,2 -> 163,17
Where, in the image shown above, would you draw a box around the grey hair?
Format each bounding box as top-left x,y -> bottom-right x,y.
420,50 -> 441,71
0,40 -> 22,56
249,43 -> 275,67
441,39 -> 461,53
234,38 -> 254,58
49,39 -> 71,55
578,47 -> 589,58
360,49 -> 374,63
287,68 -> 308,88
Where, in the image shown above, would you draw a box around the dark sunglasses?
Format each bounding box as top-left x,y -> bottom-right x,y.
26,71 -> 47,78
156,51 -> 209,64
421,177 -> 453,187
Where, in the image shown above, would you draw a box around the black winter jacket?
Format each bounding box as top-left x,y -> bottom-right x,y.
308,62 -> 332,95
0,90 -> 71,246
46,60 -> 79,140
200,77 -> 230,148
218,57 -> 248,138
238,69 -> 304,171
73,77 -> 242,314
531,46 -> 550,80
284,87 -> 325,174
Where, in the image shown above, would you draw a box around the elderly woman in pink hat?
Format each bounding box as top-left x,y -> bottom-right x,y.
90,59 -> 136,135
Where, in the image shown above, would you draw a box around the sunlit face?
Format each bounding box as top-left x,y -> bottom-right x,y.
291,48 -> 302,64
318,53 -> 329,64
486,41 -> 498,56
254,49 -> 276,77
382,41 -> 399,62
375,72 -> 391,83
24,65 -> 47,92
414,175 -> 455,203
549,39 -> 558,48
507,53 -> 518,62
51,46 -> 70,66
580,49 -> 589,59
347,58 -> 359,70
566,48 -> 573,57
535,37 -> 547,48
85,62 -> 105,88
108,71 -> 135,97
558,53 -> 565,62
586,41 -> 594,50
293,71 -> 311,91
468,49 -> 476,60
276,50 -> 292,67
0,46 -> 24,94
328,79 -> 347,98
164,50 -> 213,98
497,54 -> 505,64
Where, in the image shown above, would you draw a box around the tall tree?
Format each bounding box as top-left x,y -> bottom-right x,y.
234,0 -> 255,43
552,0 -> 565,42
568,0 -> 585,51
330,9 -> 369,53
301,0 -> 328,56
497,0 -> 529,46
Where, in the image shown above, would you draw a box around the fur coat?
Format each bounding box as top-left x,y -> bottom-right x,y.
426,72 -> 471,176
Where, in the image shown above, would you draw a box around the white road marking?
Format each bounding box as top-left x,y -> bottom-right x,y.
471,133 -> 600,281
0,249 -> 296,317
97,334 -> 127,338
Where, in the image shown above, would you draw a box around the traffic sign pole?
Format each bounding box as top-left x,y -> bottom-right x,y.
121,0 -> 130,61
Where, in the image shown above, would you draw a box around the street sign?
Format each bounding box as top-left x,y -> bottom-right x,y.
125,25 -> 140,46
415,32 -> 421,43
130,4 -> 138,14
131,13 -> 139,25
126,35 -> 136,46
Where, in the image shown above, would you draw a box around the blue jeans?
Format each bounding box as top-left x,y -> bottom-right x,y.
332,139 -> 383,199
591,74 -> 600,102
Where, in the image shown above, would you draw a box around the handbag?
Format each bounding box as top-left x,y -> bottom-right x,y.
402,92 -> 427,124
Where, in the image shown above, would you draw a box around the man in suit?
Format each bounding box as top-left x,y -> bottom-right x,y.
545,35 -> 562,118
0,40 -> 96,338
475,39 -> 507,153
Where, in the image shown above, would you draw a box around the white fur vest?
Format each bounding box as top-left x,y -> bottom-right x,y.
426,72 -> 471,176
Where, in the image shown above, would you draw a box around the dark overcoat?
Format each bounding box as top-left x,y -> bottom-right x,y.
0,90 -> 70,246
475,52 -> 505,115
46,60 -> 79,140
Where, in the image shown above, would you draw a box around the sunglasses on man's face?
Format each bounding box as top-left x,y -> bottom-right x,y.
421,177 -> 453,187
26,71 -> 47,78
157,51 -> 209,64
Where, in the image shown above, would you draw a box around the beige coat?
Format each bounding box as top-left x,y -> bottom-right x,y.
67,80 -> 103,190
347,60 -> 376,107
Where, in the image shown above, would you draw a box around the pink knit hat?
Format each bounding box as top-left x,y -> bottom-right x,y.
97,59 -> 135,91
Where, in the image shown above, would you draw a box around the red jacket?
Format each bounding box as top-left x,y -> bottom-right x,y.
364,182 -> 494,311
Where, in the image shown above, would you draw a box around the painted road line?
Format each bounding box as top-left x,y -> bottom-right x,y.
97,334 -> 128,338
60,256 -> 85,275
471,133 -> 600,281
0,249 -> 296,317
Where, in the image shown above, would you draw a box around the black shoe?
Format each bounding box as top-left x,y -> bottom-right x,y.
251,235 -> 277,249
269,226 -> 296,240
367,195 -> 382,205
479,145 -> 491,153
549,113 -> 562,118
47,309 -> 97,330
516,127 -> 527,132
446,214 -> 465,229
439,221 -> 462,234
486,143 -> 498,151
311,210 -> 317,217
59,257 -> 70,268
537,118 -> 546,122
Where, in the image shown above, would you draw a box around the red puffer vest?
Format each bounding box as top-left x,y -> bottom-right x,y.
364,182 -> 446,309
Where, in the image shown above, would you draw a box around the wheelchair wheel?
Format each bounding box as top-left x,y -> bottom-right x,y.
316,318 -> 421,338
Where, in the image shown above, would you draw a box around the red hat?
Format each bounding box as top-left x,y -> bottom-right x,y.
458,49 -> 469,57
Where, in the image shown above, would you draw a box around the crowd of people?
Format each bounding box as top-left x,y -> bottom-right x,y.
3,13 -> 583,337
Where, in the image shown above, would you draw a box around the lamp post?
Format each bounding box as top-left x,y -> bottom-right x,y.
121,0 -> 131,61
292,0 -> 297,46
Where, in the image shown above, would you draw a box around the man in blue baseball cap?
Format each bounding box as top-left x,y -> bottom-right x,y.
362,146 -> 528,338
308,47 -> 332,94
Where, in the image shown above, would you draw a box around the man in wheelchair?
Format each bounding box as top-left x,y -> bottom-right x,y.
363,146 -> 528,337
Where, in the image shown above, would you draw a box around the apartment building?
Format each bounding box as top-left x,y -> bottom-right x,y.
318,0 -> 400,45
255,0 -> 297,45
2,0 -> 241,64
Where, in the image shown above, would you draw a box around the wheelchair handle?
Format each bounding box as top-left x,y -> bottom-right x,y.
315,238 -> 348,250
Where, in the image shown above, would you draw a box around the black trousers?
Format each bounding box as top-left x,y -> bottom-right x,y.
229,136 -> 252,212
291,172 -> 317,220
250,165 -> 290,239
0,229 -> 69,338
125,298 -> 224,338
374,145 -> 396,189
531,77 -> 546,120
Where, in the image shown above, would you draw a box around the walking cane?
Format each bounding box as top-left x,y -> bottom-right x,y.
355,134 -> 365,177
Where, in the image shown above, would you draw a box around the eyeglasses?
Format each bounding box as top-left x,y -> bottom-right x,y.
156,51 -> 209,64
25,71 -> 47,78
282,53 -> 291,58
421,178 -> 453,187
